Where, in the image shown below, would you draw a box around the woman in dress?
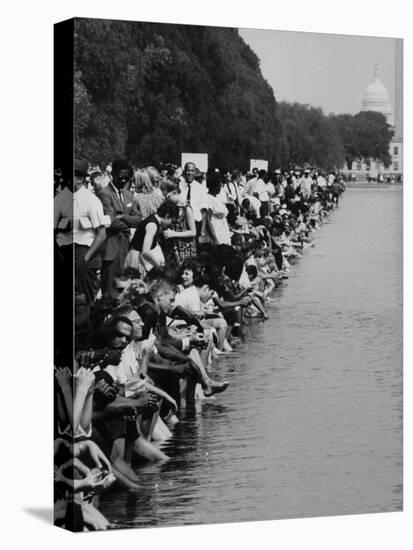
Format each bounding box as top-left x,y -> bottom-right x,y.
204,172 -> 231,245
159,179 -> 197,267
129,200 -> 179,277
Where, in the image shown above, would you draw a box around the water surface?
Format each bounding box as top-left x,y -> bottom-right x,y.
100,187 -> 403,527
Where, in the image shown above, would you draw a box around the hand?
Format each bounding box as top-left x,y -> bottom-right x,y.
101,348 -> 123,366
240,296 -> 252,307
55,458 -> 93,488
116,214 -> 124,219
190,333 -> 206,348
75,440 -> 112,472
147,392 -> 160,411
163,229 -> 175,239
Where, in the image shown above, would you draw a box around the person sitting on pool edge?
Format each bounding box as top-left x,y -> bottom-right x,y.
174,265 -> 232,353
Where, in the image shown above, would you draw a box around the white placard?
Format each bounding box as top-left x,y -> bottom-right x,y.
181,153 -> 208,173
250,159 -> 268,172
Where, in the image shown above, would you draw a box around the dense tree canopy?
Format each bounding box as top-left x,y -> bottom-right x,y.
74,19 -> 282,170
332,111 -> 394,168
73,18 -> 394,173
276,102 -> 345,170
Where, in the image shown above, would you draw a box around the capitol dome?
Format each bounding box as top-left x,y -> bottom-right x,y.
361,64 -> 393,123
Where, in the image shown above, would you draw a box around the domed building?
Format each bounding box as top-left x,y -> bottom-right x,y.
361,64 -> 393,125
343,53 -> 403,181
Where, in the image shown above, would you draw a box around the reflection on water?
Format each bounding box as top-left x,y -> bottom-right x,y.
99,187 -> 403,527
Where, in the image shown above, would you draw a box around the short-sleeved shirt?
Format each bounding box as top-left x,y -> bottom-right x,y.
54,185 -> 106,247
174,285 -> 201,312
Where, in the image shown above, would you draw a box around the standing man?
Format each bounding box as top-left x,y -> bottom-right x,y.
251,169 -> 270,217
54,158 -> 107,305
300,169 -> 313,200
98,159 -> 141,296
179,162 -> 207,236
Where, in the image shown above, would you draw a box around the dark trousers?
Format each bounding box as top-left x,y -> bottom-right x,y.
260,201 -> 269,218
195,220 -> 202,238
101,235 -> 129,296
74,244 -> 100,304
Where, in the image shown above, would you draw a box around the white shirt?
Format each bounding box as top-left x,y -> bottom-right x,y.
223,181 -> 241,204
54,186 -> 106,247
104,342 -> 140,386
244,176 -> 257,196
244,195 -> 261,218
317,175 -> 327,188
265,181 -> 275,197
174,285 -> 201,312
251,178 -> 269,202
179,180 -> 208,222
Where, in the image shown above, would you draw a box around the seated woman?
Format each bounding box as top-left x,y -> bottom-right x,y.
175,264 -> 232,352
127,200 -> 180,276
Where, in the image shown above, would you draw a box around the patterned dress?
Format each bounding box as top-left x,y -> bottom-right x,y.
161,203 -> 197,267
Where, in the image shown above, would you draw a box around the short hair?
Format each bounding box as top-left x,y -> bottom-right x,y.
112,158 -> 132,176
184,162 -> 196,172
106,315 -> 134,331
160,178 -> 180,197
137,302 -> 158,330
194,274 -> 212,289
231,169 -> 241,181
157,200 -> 179,220
148,278 -> 177,299
112,304 -> 137,318
90,326 -> 120,349
207,171 -> 222,196
224,256 -> 244,281
246,265 -> 258,278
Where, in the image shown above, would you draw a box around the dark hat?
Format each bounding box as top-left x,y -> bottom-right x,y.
74,159 -> 89,176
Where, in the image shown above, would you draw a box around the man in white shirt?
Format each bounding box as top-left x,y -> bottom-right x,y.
179,162 -> 208,235
300,170 -> 313,200
54,158 -> 107,304
245,170 -> 268,217
317,172 -> 327,189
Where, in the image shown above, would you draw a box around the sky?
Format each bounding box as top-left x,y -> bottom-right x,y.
239,28 -> 397,116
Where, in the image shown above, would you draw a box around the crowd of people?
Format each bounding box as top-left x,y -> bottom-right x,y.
54,159 -> 344,530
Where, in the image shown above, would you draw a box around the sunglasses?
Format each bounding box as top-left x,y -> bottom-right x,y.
115,287 -> 128,293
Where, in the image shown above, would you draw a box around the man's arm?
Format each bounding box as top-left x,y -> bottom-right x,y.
120,197 -> 141,227
84,226 -> 106,263
98,191 -> 129,231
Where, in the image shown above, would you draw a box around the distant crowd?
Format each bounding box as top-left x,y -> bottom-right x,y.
54,160 -> 344,530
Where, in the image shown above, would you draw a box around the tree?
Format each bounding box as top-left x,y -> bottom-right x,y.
276,102 -> 345,170
332,111 -> 393,168
73,19 -> 283,170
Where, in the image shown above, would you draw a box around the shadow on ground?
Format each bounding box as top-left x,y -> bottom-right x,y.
24,508 -> 53,524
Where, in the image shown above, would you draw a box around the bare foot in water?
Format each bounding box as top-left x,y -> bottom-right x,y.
204,381 -> 229,397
